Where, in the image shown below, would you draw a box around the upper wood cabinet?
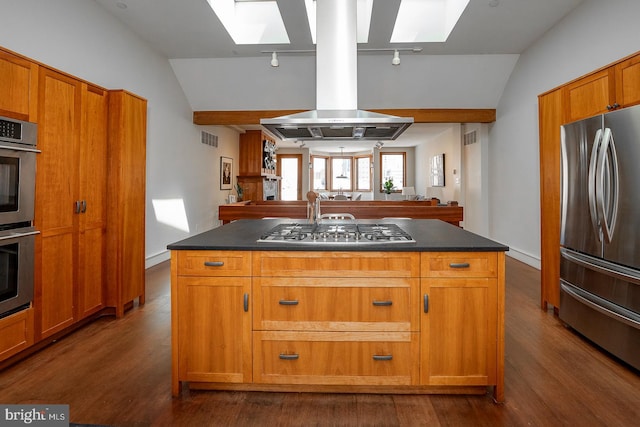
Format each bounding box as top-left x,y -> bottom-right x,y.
564,68 -> 615,123
614,54 -> 640,108
239,130 -> 276,176
106,90 -> 147,317
539,50 -> 640,310
0,49 -> 38,121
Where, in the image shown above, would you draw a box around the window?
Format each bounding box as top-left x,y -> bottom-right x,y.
311,156 -> 328,190
355,156 -> 371,191
380,152 -> 406,192
331,156 -> 352,191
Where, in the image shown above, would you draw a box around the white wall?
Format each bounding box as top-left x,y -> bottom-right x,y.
0,0 -> 232,267
489,0 -> 640,267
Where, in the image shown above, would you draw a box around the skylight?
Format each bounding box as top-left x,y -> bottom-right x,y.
391,0 -> 470,43
207,0 -> 290,44
304,0 -> 373,44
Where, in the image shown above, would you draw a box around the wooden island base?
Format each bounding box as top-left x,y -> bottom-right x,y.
171,247 -> 505,403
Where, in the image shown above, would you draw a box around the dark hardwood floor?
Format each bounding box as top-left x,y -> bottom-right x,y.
1,256 -> 639,426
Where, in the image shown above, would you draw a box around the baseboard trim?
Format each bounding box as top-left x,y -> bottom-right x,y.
506,248 -> 540,270
146,250 -> 170,269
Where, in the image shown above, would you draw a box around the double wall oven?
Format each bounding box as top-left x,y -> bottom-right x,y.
0,116 -> 39,318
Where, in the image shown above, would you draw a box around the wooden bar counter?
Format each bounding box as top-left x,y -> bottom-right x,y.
219,200 -> 463,226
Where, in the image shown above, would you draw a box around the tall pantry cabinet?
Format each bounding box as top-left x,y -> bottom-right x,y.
106,90 -> 147,317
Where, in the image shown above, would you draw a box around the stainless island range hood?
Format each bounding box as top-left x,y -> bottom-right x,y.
260,0 -> 413,141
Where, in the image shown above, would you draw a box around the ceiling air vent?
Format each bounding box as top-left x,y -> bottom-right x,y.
463,130 -> 477,146
201,131 -> 218,147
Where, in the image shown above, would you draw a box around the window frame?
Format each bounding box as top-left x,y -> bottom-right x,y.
276,153 -> 302,200
329,155 -> 353,192
310,155 -> 329,191
354,155 -> 372,191
379,151 -> 406,193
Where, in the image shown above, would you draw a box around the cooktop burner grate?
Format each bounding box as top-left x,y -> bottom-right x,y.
257,222 -> 415,245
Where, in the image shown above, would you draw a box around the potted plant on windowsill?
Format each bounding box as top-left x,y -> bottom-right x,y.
383,177 -> 394,200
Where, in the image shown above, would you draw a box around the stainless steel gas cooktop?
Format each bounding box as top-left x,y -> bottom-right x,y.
257,222 -> 415,245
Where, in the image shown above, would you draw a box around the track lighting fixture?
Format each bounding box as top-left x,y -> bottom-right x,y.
392,50 -> 400,66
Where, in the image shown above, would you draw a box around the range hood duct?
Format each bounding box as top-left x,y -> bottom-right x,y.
260,0 -> 413,141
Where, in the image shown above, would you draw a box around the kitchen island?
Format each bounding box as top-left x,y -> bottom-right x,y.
168,219 -> 508,402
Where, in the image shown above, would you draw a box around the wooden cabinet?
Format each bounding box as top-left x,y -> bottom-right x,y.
238,130 -> 278,201
34,67 -> 81,339
77,84 -> 109,319
539,50 -> 640,310
564,68 -> 615,123
0,48 -> 38,121
172,249 -> 504,401
0,308 -> 34,361
35,69 -> 109,337
106,90 -> 147,317
614,54 -> 640,108
172,251 -> 252,394
253,251 -> 420,386
420,252 -> 504,402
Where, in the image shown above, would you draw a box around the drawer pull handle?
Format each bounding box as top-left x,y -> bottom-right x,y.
279,354 -> 299,360
204,261 -> 224,267
449,262 -> 470,269
372,300 -> 393,306
424,294 -> 429,313
373,355 -> 393,361
279,299 -> 299,306
243,293 -> 249,312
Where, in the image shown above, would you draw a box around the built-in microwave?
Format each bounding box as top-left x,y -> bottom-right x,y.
0,116 -> 38,226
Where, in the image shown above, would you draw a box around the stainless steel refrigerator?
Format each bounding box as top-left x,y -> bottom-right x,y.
560,105 -> 640,371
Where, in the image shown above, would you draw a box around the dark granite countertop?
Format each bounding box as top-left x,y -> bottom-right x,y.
167,219 -> 508,252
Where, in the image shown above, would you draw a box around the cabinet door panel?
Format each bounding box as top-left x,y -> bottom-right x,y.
178,277 -> 252,383
421,278 -> 497,386
36,68 -> 80,232
615,55 -> 640,108
0,50 -> 37,120
39,233 -> 75,338
565,68 -> 615,122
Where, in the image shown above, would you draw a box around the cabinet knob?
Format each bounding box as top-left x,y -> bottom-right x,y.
607,104 -> 613,110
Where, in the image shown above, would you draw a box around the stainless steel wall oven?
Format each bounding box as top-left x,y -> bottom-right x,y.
0,116 -> 38,226
0,116 -> 38,318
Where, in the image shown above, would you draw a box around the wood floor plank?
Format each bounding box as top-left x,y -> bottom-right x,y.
0,257 -> 639,426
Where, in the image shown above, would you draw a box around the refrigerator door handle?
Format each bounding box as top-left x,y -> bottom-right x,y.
588,128 -> 603,240
596,127 -> 619,243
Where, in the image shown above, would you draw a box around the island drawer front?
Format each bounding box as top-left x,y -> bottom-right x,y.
253,331 -> 419,385
420,252 -> 497,278
176,250 -> 251,276
254,251 -> 420,278
253,277 -> 419,331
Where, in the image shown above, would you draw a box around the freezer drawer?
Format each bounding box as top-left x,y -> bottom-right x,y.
561,248 -> 640,315
560,281 -> 640,371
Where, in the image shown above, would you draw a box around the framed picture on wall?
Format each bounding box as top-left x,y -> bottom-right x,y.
220,156 -> 232,190
431,153 -> 445,187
